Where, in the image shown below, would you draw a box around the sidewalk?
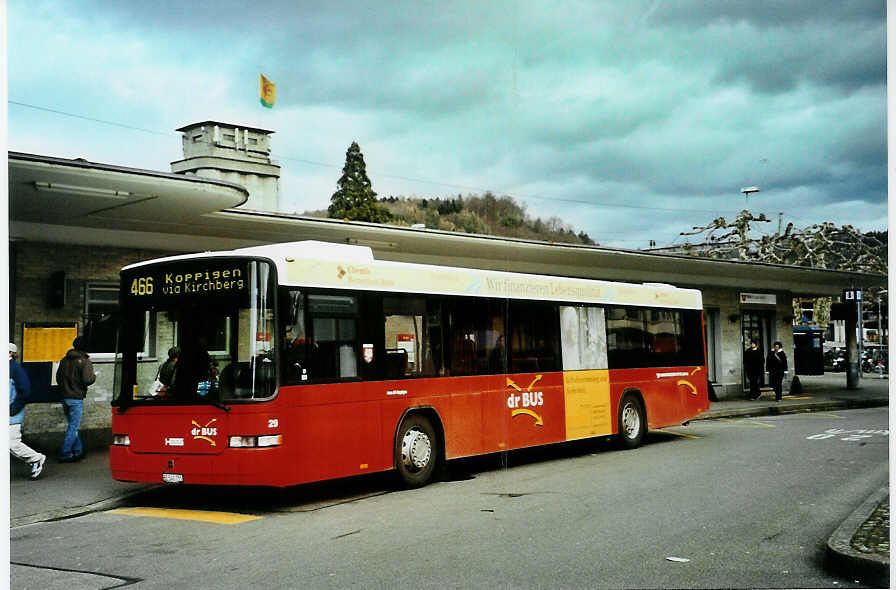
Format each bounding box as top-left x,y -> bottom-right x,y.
10,373 -> 890,582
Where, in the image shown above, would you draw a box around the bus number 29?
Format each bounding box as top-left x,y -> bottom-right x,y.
130,277 -> 153,296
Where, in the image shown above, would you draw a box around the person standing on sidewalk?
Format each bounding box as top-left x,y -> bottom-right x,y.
765,341 -> 788,402
743,340 -> 764,400
9,343 -> 46,479
55,336 -> 95,462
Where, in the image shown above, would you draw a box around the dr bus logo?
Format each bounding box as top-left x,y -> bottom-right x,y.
191,419 -> 218,446
506,375 -> 545,426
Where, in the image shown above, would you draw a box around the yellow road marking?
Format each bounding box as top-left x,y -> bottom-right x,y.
717,418 -> 775,428
110,507 -> 261,524
747,420 -> 775,428
664,430 -> 701,439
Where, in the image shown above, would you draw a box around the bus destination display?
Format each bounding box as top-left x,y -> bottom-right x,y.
124,262 -> 248,299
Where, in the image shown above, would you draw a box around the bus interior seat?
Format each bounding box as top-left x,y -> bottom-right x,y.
385,348 -> 408,379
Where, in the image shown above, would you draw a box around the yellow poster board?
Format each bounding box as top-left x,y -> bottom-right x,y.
22,325 -> 77,362
563,370 -> 613,440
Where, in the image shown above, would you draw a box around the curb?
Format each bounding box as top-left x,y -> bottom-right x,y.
694,397 -> 889,421
825,486 -> 890,587
10,485 -> 160,528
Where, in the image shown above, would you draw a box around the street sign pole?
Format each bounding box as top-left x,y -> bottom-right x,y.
844,290 -> 863,387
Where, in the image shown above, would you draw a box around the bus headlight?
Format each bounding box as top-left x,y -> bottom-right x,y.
113,434 -> 131,446
229,434 -> 282,448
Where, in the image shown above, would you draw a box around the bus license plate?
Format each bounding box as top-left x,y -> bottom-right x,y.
162,473 -> 184,484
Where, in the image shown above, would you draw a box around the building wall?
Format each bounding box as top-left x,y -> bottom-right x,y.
701,287 -> 741,396
701,286 -> 794,399
11,241 -> 169,447
180,168 -> 279,212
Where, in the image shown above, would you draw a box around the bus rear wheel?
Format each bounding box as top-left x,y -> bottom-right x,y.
395,414 -> 439,488
617,393 -> 646,449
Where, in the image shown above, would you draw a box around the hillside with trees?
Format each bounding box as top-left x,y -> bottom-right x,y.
313,192 -> 595,245
318,141 -> 595,245
378,193 -> 596,245
312,192 -> 595,244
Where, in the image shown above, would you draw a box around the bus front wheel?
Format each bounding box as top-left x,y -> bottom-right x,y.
395,414 -> 439,488
617,394 -> 646,449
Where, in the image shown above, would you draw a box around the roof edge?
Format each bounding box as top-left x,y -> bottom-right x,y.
9,151 -> 250,198
218,209 -> 888,281
175,121 -> 275,134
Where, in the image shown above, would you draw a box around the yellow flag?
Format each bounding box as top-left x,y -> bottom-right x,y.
260,74 -> 275,108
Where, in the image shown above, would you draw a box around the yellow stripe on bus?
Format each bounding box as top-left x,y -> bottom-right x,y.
111,507 -> 261,524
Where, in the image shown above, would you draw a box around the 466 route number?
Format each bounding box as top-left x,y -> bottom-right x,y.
130,277 -> 154,296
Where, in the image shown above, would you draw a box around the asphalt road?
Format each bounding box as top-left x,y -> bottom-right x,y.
11,407 -> 888,589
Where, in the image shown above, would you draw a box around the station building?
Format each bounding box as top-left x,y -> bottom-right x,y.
7,121 -> 886,447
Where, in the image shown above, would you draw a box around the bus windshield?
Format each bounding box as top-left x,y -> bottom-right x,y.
114,258 -> 277,405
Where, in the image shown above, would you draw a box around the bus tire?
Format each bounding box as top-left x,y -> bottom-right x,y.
617,393 -> 646,449
395,414 -> 439,488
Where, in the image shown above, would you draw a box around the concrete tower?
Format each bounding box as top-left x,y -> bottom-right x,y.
171,121 -> 281,211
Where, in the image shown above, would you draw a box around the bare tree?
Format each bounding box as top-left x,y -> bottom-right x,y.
681,210 -> 887,329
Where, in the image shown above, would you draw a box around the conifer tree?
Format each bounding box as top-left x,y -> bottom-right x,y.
328,141 -> 391,223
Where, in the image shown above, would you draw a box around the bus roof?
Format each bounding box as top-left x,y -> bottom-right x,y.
123,240 -> 703,309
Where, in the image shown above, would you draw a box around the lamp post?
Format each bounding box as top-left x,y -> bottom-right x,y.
740,186 -> 760,201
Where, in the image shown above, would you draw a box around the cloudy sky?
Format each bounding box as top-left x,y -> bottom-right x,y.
7,1 -> 887,248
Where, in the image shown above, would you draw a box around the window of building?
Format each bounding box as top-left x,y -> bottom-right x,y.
84,283 -> 136,356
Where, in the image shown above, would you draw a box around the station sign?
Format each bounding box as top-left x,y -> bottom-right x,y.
739,292 -> 776,306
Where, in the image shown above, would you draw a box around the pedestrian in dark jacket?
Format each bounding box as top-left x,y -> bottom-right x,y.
10,343 -> 46,479
55,336 -> 96,462
765,341 -> 788,402
743,340 -> 764,400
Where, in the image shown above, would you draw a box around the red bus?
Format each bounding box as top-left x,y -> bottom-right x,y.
111,241 -> 709,487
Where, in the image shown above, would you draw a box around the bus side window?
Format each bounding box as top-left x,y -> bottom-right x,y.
446,299 -> 504,376
645,309 -> 680,366
559,305 -> 607,370
383,296 -> 442,378
606,307 -> 648,369
308,294 -> 359,381
509,301 -> 560,373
